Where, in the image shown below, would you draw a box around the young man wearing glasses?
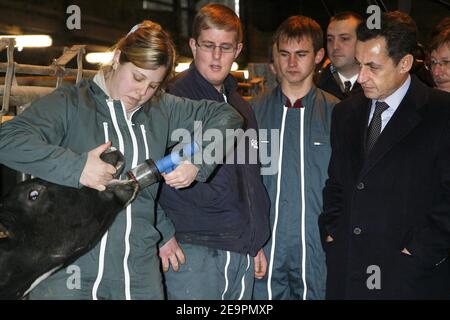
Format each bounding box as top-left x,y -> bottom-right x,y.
158,3 -> 270,300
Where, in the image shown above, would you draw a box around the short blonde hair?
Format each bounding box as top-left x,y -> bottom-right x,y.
192,4 -> 243,43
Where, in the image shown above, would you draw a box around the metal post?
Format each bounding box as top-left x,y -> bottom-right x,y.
76,47 -> 85,84
1,38 -> 15,116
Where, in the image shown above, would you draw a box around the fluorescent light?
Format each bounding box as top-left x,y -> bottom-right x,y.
175,62 -> 190,73
0,35 -> 52,51
231,62 -> 239,71
242,70 -> 249,80
85,52 -> 114,64
235,0 -> 240,16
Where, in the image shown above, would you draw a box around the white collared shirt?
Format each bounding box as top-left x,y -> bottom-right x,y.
368,75 -> 411,132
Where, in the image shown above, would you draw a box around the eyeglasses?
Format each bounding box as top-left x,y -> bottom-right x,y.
195,41 -> 236,53
428,59 -> 450,69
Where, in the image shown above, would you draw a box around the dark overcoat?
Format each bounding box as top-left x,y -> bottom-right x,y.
319,76 -> 450,299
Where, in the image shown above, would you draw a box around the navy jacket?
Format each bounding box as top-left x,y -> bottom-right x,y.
158,64 -> 270,256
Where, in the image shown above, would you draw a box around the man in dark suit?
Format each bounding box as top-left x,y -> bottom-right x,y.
319,11 -> 450,299
316,12 -> 363,100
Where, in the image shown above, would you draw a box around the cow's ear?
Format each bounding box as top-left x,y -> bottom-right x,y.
0,223 -> 9,239
100,148 -> 125,178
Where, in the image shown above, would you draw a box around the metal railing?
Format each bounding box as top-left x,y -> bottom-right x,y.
0,41 -> 96,117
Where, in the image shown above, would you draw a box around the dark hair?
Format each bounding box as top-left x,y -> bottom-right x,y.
272,15 -> 323,54
330,11 -> 363,24
192,3 -> 243,43
356,11 -> 417,65
431,17 -> 450,38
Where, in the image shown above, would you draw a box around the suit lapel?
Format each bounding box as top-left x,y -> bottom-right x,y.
345,95 -> 371,178
358,77 -> 427,179
351,82 -> 363,95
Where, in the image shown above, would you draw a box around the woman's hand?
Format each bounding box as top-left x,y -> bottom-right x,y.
79,142 -> 117,191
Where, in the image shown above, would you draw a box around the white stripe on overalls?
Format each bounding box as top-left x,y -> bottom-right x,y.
299,107 -> 307,300
221,251 -> 231,300
238,254 -> 251,300
267,106 -> 287,300
92,100 -> 125,300
140,125 -> 149,159
121,104 -> 140,300
266,105 -> 308,300
220,91 -> 231,301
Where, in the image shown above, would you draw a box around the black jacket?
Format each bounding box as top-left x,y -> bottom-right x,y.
316,64 -> 362,100
158,64 -> 270,256
319,76 -> 450,299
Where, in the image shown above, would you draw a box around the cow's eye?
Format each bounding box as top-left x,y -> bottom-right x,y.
29,190 -> 39,201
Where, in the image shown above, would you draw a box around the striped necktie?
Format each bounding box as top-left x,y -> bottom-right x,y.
366,101 -> 389,153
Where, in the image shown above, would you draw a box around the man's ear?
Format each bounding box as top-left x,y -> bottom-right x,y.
234,42 -> 243,59
314,48 -> 325,65
399,54 -> 414,74
269,63 -> 277,76
189,38 -> 197,59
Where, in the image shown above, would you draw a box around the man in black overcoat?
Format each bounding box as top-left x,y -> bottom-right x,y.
319,11 -> 450,299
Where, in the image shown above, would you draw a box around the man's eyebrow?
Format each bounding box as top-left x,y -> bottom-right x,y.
431,55 -> 450,60
365,61 -> 382,68
327,33 -> 352,37
201,40 -> 233,45
279,49 -> 309,54
355,57 -> 382,66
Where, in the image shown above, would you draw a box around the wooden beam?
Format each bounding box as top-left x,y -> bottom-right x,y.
0,63 -> 96,78
0,85 -> 55,106
54,45 -> 86,66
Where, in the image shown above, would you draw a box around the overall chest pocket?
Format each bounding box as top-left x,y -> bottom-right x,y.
310,131 -> 331,152
309,131 -> 332,177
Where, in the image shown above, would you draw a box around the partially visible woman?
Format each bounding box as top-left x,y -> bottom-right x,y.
428,20 -> 450,93
0,20 -> 242,299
